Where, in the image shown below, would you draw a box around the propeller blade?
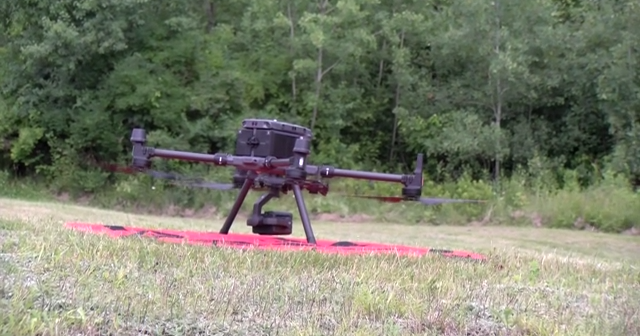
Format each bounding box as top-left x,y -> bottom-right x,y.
171,180 -> 236,190
99,163 -> 235,190
346,195 -> 404,203
101,163 -> 184,180
100,163 -> 136,174
345,195 -> 486,205
418,197 -> 486,205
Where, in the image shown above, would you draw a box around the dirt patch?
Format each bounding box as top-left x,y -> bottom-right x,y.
313,213 -> 374,222
469,207 -> 494,226
622,227 -> 640,236
55,192 -> 92,205
347,214 -> 375,222
143,204 -> 220,219
56,192 -> 70,202
572,217 -> 599,232
510,210 -> 543,227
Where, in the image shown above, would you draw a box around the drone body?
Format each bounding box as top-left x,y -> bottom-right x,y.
129,118 -> 482,245
230,119 -> 318,192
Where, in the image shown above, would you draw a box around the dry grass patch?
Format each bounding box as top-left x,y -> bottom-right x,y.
1,198 -> 639,335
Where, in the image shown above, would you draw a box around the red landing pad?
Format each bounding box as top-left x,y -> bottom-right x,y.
64,222 -> 486,261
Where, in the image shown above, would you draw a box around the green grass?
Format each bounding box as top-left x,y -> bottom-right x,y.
1,197 -> 639,336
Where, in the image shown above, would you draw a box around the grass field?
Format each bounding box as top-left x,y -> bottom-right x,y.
1,197 -> 639,336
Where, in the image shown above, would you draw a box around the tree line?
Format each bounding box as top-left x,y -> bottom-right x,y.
0,0 -> 639,194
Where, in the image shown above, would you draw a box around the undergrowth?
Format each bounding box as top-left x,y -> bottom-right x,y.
0,164 -> 639,234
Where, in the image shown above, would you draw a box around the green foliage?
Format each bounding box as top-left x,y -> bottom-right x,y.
525,171 -> 640,232
0,0 -> 639,233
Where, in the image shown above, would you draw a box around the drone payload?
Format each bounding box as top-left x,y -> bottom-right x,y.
127,118 -> 484,245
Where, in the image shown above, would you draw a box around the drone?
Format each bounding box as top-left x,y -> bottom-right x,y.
125,118 -> 483,245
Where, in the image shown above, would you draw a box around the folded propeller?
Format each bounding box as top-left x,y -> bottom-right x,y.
343,195 -> 486,205
99,163 -> 485,205
100,163 -> 236,190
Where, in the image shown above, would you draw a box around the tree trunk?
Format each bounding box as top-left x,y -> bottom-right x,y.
287,2 -> 297,100
204,1 -> 216,33
493,0 -> 502,184
389,30 -> 405,162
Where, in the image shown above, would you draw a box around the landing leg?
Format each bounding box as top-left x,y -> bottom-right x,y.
292,184 -> 316,244
219,177 -> 254,234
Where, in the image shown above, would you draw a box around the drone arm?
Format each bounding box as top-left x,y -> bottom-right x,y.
306,153 -> 424,188
144,148 -> 292,169
306,165 -> 405,183
317,166 -> 405,183
268,158 -> 293,168
150,148 -> 227,164
132,127 -> 422,188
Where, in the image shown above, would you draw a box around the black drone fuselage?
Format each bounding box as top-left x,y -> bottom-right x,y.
130,118 -> 424,244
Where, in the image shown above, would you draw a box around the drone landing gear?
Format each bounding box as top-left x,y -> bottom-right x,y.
291,184 -> 317,244
218,178 -> 317,244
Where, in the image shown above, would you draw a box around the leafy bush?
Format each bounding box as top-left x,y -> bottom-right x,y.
524,171 -> 640,232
